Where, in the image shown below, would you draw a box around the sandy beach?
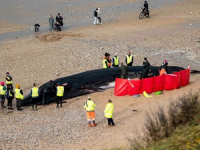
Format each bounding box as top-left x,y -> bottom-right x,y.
0,0 -> 200,149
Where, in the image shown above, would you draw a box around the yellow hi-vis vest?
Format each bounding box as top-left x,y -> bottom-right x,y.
6,76 -> 12,84
126,55 -> 133,64
104,103 -> 114,118
114,56 -> 119,66
15,88 -> 23,100
103,59 -> 108,68
0,85 -> 6,95
31,87 -> 39,97
84,100 -> 96,111
57,86 -> 64,97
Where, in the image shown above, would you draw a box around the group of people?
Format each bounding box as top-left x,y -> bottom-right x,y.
103,50 -> 168,79
0,72 -> 66,111
83,97 -> 115,127
48,13 -> 63,32
0,72 -> 114,127
34,13 -> 64,33
0,72 -> 23,110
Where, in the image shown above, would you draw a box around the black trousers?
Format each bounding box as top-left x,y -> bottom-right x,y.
32,98 -> 38,108
98,17 -> 101,23
107,118 -> 115,125
57,96 -> 63,107
35,27 -> 39,32
143,70 -> 149,78
16,98 -> 22,110
7,98 -> 13,108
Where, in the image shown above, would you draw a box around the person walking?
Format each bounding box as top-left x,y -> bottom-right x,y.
112,53 -> 119,67
30,83 -> 40,111
5,85 -> 14,109
48,14 -> 54,32
56,13 -> 63,26
0,82 -> 6,108
119,62 -> 128,79
125,50 -> 133,66
5,72 -> 13,90
15,84 -> 23,111
83,97 -> 97,127
56,82 -> 64,108
104,100 -> 115,127
94,8 -> 98,25
143,57 -> 150,78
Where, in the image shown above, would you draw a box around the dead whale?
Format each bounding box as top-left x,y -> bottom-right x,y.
22,66 -> 186,105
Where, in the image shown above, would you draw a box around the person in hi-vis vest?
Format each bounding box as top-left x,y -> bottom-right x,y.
125,50 -> 133,66
5,72 -> 13,90
83,97 -> 97,127
15,84 -> 24,111
0,82 -> 6,108
104,99 -> 115,127
112,53 -> 120,67
56,82 -> 64,108
30,83 -> 40,111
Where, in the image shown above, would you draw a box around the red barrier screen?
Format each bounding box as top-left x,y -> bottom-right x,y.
114,78 -> 128,96
115,68 -> 190,96
128,79 -> 142,95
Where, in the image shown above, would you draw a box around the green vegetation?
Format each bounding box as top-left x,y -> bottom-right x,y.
130,91 -> 200,150
145,115 -> 200,150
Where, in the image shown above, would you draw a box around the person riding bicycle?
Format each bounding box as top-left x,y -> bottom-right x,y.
144,1 -> 150,18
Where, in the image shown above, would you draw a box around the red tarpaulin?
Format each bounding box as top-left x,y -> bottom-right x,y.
174,72 -> 181,89
115,68 -> 190,96
164,74 -> 177,90
141,77 -> 154,93
128,79 -> 142,95
153,75 -> 165,92
114,78 -> 128,96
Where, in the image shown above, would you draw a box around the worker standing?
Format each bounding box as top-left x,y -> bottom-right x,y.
42,80 -> 54,105
125,50 -> 133,66
143,57 -> 150,78
0,82 -> 6,108
15,84 -> 24,111
112,53 -> 119,67
83,97 -> 97,127
5,72 -> 13,90
103,53 -> 109,68
5,85 -> 14,109
119,62 -> 128,79
104,100 -> 115,127
30,83 -> 40,111
56,82 -> 64,108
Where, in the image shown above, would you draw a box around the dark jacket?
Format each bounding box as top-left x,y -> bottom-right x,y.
56,16 -> 63,26
6,88 -> 14,99
94,10 -> 98,17
5,75 -> 12,82
160,62 -> 169,73
34,24 -> 40,28
143,61 -> 150,72
119,65 -> 128,75
144,3 -> 148,10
